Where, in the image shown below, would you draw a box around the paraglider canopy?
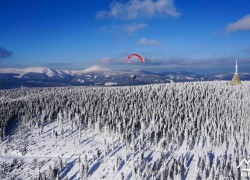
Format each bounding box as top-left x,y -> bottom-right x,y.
127,54 -> 144,63
126,54 -> 144,80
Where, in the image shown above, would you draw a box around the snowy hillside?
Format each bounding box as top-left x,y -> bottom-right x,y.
0,66 -> 111,77
0,67 -> 59,78
1,66 -> 250,89
80,66 -> 111,74
0,81 -> 250,179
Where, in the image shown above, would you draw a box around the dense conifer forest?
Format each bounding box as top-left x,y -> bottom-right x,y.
0,81 -> 249,179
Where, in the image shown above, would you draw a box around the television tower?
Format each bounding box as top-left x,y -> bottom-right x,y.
231,59 -> 241,85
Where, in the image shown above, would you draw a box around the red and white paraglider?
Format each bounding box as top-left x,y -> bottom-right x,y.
126,54 -> 144,79
127,54 -> 145,64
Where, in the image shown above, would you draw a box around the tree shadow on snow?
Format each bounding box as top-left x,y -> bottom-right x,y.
165,151 -> 171,159
110,144 -> 124,157
80,136 -> 94,144
187,154 -> 194,167
70,171 -> 78,180
183,154 -> 194,179
5,117 -> 19,136
126,171 -> 132,180
88,161 -> 102,176
208,151 -> 214,168
126,153 -> 132,162
60,159 -> 77,179
118,160 -> 125,171
43,128 -> 53,134
145,151 -> 153,162
85,138 -> 94,145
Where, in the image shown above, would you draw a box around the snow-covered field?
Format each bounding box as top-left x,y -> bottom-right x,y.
0,81 -> 250,179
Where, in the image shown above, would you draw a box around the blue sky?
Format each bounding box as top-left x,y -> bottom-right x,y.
0,0 -> 250,73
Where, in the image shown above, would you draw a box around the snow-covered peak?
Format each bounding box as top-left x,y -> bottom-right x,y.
22,67 -> 56,77
81,66 -> 111,74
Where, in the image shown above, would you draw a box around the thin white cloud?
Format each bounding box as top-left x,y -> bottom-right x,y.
100,23 -> 148,36
96,0 -> 180,20
124,23 -> 148,35
227,14 -> 250,33
138,38 -> 161,46
97,56 -> 250,69
99,57 -> 113,64
98,57 -> 125,65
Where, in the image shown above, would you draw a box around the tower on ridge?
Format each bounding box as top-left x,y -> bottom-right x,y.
231,59 -> 241,85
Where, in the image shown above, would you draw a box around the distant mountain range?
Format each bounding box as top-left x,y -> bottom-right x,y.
0,65 -> 250,89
